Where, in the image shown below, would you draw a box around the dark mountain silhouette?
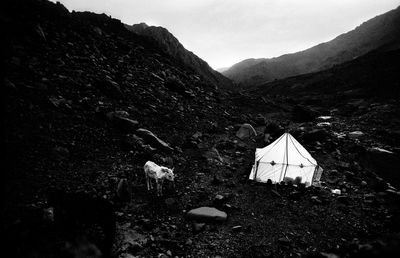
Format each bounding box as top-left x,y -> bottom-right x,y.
125,23 -> 232,88
223,6 -> 400,87
249,46 -> 400,99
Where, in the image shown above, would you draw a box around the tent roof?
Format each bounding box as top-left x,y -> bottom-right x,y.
255,133 -> 317,167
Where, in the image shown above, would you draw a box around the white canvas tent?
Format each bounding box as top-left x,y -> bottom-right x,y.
249,133 -> 323,186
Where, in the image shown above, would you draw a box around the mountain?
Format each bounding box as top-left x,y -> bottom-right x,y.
216,67 -> 229,73
4,0 -> 239,255
223,6 -> 400,87
248,46 -> 400,99
125,23 -> 232,88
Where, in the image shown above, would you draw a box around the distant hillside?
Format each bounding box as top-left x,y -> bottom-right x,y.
216,67 -> 229,73
126,23 -> 232,88
223,6 -> 400,87
248,46 -> 400,99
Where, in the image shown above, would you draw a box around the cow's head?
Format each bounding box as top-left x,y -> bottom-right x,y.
162,167 -> 175,181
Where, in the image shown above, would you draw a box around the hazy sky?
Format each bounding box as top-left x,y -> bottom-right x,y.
55,0 -> 400,69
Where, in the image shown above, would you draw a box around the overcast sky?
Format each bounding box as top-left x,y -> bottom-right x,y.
55,0 -> 400,69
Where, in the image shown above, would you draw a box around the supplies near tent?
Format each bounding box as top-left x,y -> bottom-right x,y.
236,123 -> 257,140
249,133 -> 323,186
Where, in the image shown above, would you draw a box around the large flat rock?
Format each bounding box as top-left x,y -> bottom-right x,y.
136,128 -> 173,153
187,207 -> 227,222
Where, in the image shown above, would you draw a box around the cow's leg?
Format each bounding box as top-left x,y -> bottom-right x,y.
160,181 -> 164,196
146,175 -> 150,191
156,180 -> 160,196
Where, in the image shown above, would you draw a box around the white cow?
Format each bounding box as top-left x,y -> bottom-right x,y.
144,161 -> 175,196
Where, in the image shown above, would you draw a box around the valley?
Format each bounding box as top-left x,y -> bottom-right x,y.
3,1 -> 400,258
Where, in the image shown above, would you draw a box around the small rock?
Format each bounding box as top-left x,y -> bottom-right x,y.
213,194 -> 225,207
202,147 -> 223,163
278,237 -> 291,245
331,189 -> 341,195
118,253 -> 137,258
192,222 -> 206,233
232,225 -> 242,232
254,114 -> 266,125
264,122 -> 284,139
320,252 -> 340,258
311,196 -> 322,204
271,190 -> 282,197
348,131 -> 364,139
301,129 -> 329,143
211,175 -> 222,185
52,146 -> 70,160
165,198 -> 176,206
289,191 -> 302,200
386,189 -> 400,197
337,195 -> 350,204
317,116 -> 332,121
96,77 -> 122,98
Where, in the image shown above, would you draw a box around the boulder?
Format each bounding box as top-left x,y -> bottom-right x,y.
117,227 -> 147,254
96,77 -> 122,98
202,147 -> 223,163
264,122 -> 284,139
136,128 -> 173,153
254,114 -> 266,125
121,134 -> 156,153
187,207 -> 227,222
164,76 -> 187,96
292,105 -> 319,122
116,178 -> 131,203
364,147 -> 400,189
301,129 -> 330,143
107,111 -> 139,132
236,123 -> 257,140
213,194 -> 225,207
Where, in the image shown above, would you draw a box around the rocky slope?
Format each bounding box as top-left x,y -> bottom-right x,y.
4,0 -> 237,256
223,6 -> 400,87
125,23 -> 232,88
3,0 -> 400,258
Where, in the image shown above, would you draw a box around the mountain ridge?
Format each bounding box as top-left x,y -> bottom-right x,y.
125,23 -> 232,88
248,46 -> 400,99
223,5 -> 400,87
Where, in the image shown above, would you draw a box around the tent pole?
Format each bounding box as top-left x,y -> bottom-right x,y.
311,165 -> 318,185
254,160 -> 259,180
282,133 -> 289,181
